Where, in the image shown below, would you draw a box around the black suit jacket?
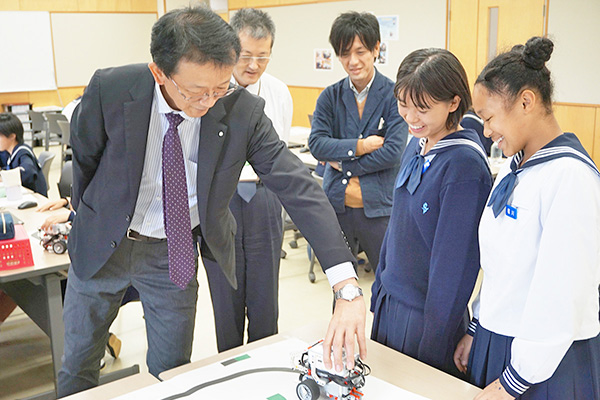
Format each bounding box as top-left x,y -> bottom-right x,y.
68,64 -> 354,287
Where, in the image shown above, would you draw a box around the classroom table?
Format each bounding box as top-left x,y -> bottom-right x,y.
0,192 -> 71,398
159,320 -> 482,400
61,373 -> 159,400
0,192 -> 139,400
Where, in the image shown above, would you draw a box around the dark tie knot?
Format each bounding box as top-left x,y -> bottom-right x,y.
166,112 -> 184,129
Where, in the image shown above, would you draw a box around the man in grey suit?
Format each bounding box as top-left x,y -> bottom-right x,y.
58,6 -> 366,397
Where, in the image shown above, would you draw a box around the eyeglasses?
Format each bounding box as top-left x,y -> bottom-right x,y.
239,56 -> 271,66
170,78 -> 237,103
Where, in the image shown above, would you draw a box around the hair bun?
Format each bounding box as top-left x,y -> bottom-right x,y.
522,36 -> 553,70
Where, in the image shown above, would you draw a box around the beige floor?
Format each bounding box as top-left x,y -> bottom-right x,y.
0,145 -> 376,399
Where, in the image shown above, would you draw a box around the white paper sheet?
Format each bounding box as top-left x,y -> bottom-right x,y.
114,339 -> 431,400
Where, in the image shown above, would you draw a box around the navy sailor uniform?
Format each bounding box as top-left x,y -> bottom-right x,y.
3,143 -> 48,196
370,129 -> 492,376
469,132 -> 600,399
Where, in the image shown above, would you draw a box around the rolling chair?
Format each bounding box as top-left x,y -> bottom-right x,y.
56,120 -> 72,168
37,151 -> 56,189
57,161 -> 73,199
27,110 -> 48,148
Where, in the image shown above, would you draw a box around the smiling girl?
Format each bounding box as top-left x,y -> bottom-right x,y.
454,36 -> 600,400
370,48 -> 492,376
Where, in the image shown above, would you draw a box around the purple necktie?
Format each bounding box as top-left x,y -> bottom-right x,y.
162,112 -> 195,289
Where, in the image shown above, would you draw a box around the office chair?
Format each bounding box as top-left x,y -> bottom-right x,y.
56,120 -> 72,168
27,110 -> 47,148
37,151 -> 56,189
44,112 -> 66,149
57,161 -> 73,199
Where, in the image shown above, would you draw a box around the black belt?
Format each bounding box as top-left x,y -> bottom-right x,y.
126,226 -> 201,243
126,229 -> 166,243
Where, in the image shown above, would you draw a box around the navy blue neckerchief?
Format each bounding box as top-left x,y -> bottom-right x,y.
395,129 -> 489,195
487,132 -> 600,218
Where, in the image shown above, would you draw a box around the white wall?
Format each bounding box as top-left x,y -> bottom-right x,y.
258,0 -> 447,87
547,0 -> 600,104
52,13 -> 157,87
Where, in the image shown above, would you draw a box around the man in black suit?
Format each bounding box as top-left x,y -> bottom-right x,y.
58,6 -> 365,397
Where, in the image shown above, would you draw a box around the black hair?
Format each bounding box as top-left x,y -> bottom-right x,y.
329,11 -> 380,57
150,5 -> 241,77
230,8 -> 276,47
395,48 -> 471,130
475,36 -> 554,113
0,113 -> 24,144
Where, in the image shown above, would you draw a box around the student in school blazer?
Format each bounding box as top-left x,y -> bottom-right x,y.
68,63 -> 354,288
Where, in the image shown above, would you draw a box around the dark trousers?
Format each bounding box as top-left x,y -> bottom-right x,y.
203,185 -> 283,352
58,238 -> 199,397
336,207 -> 389,271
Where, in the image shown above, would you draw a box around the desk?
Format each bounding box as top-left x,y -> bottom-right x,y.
61,373 -> 159,400
160,321 -> 481,400
1,193 -> 70,399
0,193 -> 139,399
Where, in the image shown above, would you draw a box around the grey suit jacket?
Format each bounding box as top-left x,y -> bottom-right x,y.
68,64 -> 354,287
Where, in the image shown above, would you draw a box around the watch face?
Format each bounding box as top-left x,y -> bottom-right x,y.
343,286 -> 357,300
338,284 -> 362,301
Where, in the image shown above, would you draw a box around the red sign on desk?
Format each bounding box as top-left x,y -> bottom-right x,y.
0,224 -> 34,270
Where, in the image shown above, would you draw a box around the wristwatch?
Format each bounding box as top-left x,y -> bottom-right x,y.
334,284 -> 363,302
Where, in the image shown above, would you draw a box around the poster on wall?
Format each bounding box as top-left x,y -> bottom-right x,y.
377,42 -> 388,65
314,48 -> 333,70
377,15 -> 399,41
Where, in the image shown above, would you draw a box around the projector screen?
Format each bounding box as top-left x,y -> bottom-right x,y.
0,11 -> 57,93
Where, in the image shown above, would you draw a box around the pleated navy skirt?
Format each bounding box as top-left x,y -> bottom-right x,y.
468,325 -> 600,399
370,281 -> 467,377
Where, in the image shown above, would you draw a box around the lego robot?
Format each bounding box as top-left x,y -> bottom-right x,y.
39,222 -> 71,254
295,340 -> 370,400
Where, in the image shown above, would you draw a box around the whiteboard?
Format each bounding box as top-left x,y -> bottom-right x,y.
51,13 -> 157,87
0,11 -> 57,93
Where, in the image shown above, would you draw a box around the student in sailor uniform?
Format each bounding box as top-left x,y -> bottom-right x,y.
370,48 -> 492,377
0,112 -> 48,196
453,37 -> 600,400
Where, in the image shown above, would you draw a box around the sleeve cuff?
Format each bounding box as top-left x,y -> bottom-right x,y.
467,318 -> 479,336
355,139 -> 366,156
325,262 -> 358,288
499,364 -> 532,397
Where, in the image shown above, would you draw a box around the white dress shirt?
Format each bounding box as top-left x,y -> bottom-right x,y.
129,83 -> 201,238
474,156 -> 600,384
242,72 -> 292,144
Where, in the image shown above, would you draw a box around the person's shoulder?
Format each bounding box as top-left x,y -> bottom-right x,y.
542,156 -> 600,183
12,144 -> 36,162
437,135 -> 491,182
220,86 -> 265,116
96,63 -> 152,84
374,69 -> 395,87
261,73 -> 292,96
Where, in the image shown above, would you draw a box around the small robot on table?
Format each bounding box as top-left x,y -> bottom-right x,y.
295,340 -> 370,400
39,222 -> 71,254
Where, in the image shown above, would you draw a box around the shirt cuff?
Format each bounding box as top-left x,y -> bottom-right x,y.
467,318 -> 479,336
325,262 -> 358,288
499,363 -> 532,397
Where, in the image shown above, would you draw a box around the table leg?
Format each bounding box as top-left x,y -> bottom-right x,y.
0,273 -> 65,396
